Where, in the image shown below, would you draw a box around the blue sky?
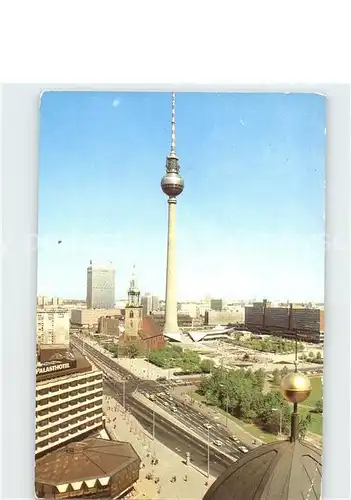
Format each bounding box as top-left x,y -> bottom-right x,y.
38,91 -> 326,302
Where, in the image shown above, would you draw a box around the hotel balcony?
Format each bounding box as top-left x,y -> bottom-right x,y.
36,388 -> 103,412
35,416 -> 103,455
36,375 -> 103,401
36,401 -> 103,434
36,395 -> 103,424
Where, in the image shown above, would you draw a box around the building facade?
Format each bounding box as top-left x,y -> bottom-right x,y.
86,261 -> 116,309
37,309 -> 70,346
205,308 -> 244,326
210,299 -> 223,311
97,316 -> 120,335
141,294 -> 153,316
36,349 -> 104,457
245,303 -> 324,343
70,308 -> 121,328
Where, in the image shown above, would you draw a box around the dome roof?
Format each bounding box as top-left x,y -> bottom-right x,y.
203,439 -> 322,500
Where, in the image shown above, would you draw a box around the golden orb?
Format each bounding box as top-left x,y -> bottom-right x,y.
280,372 -> 312,404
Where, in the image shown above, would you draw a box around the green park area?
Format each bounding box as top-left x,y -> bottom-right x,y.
227,334 -> 306,355
148,345 -> 215,374
187,366 -> 323,442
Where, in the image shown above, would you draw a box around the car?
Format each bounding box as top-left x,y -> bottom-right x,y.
238,446 -> 249,453
171,406 -> 178,413
213,440 -> 223,447
203,422 -> 212,429
229,435 -> 239,442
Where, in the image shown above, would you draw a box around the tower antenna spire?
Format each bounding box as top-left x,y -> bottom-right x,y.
170,92 -> 176,157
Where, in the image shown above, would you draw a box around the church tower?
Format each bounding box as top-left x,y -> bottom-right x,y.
124,266 -> 143,340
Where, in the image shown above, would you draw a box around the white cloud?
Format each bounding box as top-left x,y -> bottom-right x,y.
112,99 -> 120,108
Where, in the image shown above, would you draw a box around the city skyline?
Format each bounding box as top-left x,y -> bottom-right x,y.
38,91 -> 326,302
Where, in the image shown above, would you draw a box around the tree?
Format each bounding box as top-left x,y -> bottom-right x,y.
280,366 -> 289,378
299,413 -> 311,439
200,359 -> 215,373
308,351 -> 315,359
272,369 -> 281,385
316,351 -> 322,360
243,353 -> 250,361
127,344 -> 140,358
314,399 -> 323,413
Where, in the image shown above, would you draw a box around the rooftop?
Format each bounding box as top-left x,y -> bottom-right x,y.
203,439 -> 322,500
36,437 -> 140,485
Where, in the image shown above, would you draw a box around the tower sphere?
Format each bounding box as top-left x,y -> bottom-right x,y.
161,172 -> 184,197
280,371 -> 312,404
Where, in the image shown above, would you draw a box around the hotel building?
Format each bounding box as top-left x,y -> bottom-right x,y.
35,346 -> 104,457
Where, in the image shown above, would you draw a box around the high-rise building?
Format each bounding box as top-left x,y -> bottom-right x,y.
161,93 -> 184,340
141,293 -> 153,316
36,309 -> 70,346
141,294 -> 159,315
86,261 -> 115,309
151,295 -> 159,312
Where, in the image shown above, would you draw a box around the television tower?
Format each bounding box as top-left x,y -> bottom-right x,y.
161,92 -> 184,337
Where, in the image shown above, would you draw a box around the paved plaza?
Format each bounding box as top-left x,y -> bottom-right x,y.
103,394 -> 215,500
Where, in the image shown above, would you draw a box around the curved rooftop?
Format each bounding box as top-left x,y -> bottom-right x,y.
203,438 -> 322,500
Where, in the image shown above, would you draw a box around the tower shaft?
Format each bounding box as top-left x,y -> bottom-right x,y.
164,198 -> 179,334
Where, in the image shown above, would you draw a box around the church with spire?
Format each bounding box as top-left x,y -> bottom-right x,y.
121,266 -> 165,351
124,265 -> 143,340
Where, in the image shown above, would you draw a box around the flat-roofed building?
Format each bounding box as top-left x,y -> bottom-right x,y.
205,308 -> 244,326
86,261 -> 116,309
35,347 -> 104,457
37,309 -> 70,346
70,308 -> 121,328
98,316 -> 120,335
245,303 -> 324,343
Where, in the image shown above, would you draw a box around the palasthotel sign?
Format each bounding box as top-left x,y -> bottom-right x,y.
36,361 -> 76,376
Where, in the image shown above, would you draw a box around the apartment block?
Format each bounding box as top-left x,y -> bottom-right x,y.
37,309 -> 70,346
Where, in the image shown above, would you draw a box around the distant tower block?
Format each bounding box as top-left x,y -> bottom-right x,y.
124,266 -> 143,340
161,92 -> 184,339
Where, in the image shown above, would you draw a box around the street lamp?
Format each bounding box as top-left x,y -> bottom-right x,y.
272,408 -> 282,437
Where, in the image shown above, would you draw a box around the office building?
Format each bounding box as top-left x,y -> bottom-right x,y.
37,309 -> 70,346
70,308 -> 121,328
35,345 -> 104,457
205,308 -> 244,326
161,92 -> 184,339
210,299 -> 223,311
86,261 -> 115,309
245,302 -> 324,343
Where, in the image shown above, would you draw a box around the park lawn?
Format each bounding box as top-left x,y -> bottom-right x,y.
187,389 -> 277,444
304,376 -> 323,408
299,405 -> 323,436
